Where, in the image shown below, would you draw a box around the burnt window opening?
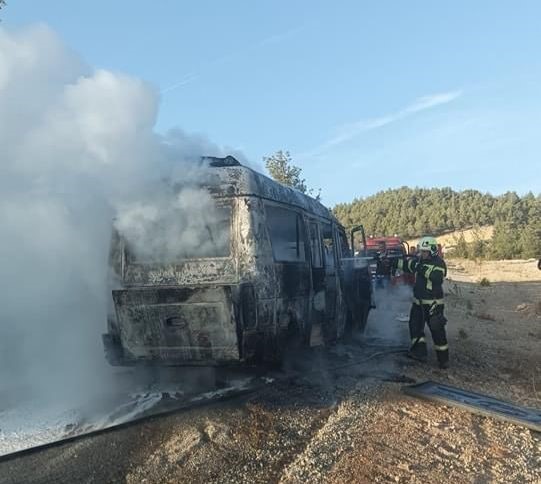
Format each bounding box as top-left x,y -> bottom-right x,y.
338,230 -> 350,258
124,204 -> 232,263
322,224 -> 336,269
266,205 -> 306,263
200,205 -> 232,258
309,222 -> 323,268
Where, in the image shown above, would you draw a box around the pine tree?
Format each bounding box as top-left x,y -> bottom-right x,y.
333,187 -> 540,260
490,221 -> 518,260
263,150 -> 321,201
519,222 -> 541,258
454,233 -> 469,258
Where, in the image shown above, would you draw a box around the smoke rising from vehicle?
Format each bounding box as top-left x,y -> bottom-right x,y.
367,283 -> 412,344
115,184 -> 231,263
0,25 -> 234,409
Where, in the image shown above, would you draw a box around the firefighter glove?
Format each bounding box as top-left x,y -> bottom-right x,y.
416,263 -> 427,276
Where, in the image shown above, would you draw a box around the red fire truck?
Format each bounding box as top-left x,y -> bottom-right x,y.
364,236 -> 411,287
356,235 -> 444,288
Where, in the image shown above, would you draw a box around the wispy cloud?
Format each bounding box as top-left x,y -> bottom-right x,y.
160,25 -> 307,95
257,25 -> 306,48
160,72 -> 199,94
303,90 -> 463,156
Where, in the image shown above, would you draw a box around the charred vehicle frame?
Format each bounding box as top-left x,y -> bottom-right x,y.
103,156 -> 372,366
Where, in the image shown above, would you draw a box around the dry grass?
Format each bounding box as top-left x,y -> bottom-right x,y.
407,226 -> 494,249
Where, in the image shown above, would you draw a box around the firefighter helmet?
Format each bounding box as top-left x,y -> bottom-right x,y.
418,236 -> 438,256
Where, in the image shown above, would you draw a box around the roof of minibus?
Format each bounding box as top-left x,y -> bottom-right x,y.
199,156 -> 339,224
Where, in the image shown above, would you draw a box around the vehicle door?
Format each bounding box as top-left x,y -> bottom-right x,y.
307,220 -> 325,345
264,204 -> 310,340
334,228 -> 351,335
321,223 -> 339,341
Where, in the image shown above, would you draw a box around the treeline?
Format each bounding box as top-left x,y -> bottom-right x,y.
453,220 -> 541,260
333,187 -> 541,259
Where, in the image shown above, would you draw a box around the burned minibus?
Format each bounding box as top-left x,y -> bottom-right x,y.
103,156 -> 372,366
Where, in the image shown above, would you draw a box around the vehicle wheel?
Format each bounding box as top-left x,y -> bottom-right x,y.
343,304 -> 370,341
343,310 -> 355,342
357,303 -> 370,333
276,319 -> 309,370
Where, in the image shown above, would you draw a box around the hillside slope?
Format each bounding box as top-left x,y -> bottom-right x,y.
407,226 -> 494,254
334,187 -> 540,259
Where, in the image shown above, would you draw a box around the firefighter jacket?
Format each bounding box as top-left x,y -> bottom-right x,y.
398,255 -> 447,301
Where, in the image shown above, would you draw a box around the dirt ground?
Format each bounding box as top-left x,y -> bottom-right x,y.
447,257 -> 541,283
1,259 -> 540,484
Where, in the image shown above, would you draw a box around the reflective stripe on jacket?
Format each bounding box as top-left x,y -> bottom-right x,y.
398,255 -> 447,300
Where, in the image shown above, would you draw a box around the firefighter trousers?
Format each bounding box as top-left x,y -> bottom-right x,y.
408,302 -> 449,366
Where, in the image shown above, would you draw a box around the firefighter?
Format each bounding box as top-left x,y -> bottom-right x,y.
396,236 -> 449,369
375,242 -> 392,288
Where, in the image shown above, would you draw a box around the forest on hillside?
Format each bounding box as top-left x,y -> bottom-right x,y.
261,152 -> 540,260
333,187 -> 541,259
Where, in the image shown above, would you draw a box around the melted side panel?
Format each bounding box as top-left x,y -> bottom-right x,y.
234,197 -> 277,358
106,182 -> 358,365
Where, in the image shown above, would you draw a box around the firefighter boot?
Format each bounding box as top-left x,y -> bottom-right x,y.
427,306 -> 449,369
436,348 -> 449,369
409,337 -> 428,363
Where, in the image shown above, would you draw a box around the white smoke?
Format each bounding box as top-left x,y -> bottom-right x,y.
115,185 -> 231,263
367,283 -> 413,343
0,25 -> 232,407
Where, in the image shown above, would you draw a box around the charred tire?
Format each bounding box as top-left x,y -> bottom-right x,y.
343,310 -> 354,342
357,303 -> 370,333
343,303 -> 370,341
244,332 -> 265,365
271,319 -> 304,368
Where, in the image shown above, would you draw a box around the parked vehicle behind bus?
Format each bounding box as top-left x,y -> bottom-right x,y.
103,156 -> 372,366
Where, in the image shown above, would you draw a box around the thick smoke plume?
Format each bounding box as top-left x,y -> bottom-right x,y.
0,25 -> 232,407
115,185 -> 230,263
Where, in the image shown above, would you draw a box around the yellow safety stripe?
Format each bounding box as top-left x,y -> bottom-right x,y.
423,265 -> 445,290
397,259 -> 404,270
434,344 -> 449,351
431,267 -> 446,274
424,264 -> 435,277
413,298 -> 444,305
407,259 -> 415,272
423,265 -> 446,277
430,266 -> 446,280
411,337 -> 426,344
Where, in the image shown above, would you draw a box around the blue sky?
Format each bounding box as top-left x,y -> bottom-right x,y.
4,1 -> 541,205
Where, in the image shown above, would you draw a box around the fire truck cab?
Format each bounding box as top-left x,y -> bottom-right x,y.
364,236 -> 409,287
